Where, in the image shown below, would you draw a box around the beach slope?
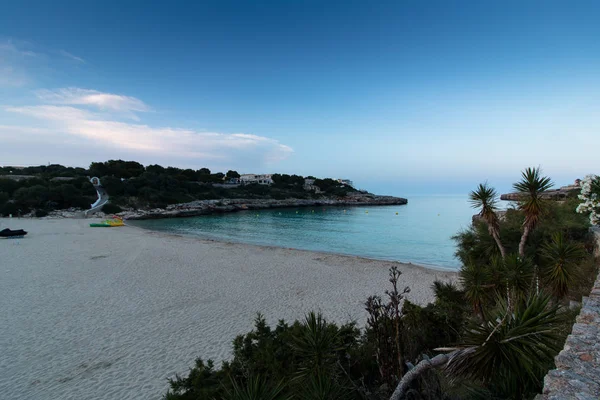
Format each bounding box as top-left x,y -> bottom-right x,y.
0,218 -> 455,400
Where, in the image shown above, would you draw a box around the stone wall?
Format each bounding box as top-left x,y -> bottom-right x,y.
537,228 -> 600,399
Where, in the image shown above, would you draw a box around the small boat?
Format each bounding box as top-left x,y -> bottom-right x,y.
89,217 -> 125,228
0,228 -> 28,238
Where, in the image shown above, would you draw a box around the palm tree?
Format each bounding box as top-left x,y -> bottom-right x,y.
460,261 -> 494,317
432,280 -> 464,306
390,294 -> 564,400
226,375 -> 290,400
469,183 -> 507,259
540,232 -> 586,301
499,253 -> 534,306
291,312 -> 343,377
443,293 -> 563,398
513,167 -> 553,257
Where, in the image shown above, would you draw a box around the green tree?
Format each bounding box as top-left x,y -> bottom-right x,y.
540,232 -> 586,301
459,261 -> 493,316
226,170 -> 241,179
513,167 -> 553,257
444,294 -> 563,398
469,183 -> 506,259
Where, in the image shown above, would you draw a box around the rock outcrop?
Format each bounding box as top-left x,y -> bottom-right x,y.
121,193 -> 408,220
501,183 -> 580,201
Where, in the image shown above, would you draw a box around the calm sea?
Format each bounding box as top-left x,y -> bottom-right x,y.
130,195 -> 476,270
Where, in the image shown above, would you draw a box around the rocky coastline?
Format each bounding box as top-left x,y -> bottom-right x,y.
121,193 -> 408,220
25,193 -> 407,220
500,183 -> 580,201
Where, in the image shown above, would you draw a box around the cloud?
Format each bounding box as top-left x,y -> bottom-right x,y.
0,40 -> 38,87
3,91 -> 293,168
0,66 -> 29,87
0,40 -> 38,57
35,88 -> 150,120
59,50 -> 85,63
0,40 -> 83,88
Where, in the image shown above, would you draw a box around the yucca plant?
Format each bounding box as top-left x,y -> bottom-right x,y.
513,167 -> 553,257
295,370 -> 349,400
539,232 -> 586,301
444,293 -> 564,398
459,261 -> 494,317
432,280 -> 464,306
291,312 -> 343,378
469,183 -> 507,259
225,375 -> 290,400
499,253 -> 534,306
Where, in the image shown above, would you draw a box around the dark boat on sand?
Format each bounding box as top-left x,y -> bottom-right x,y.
0,228 -> 28,238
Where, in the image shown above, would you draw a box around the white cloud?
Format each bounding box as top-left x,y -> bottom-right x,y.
35,88 -> 150,120
59,50 -> 85,63
3,92 -> 293,168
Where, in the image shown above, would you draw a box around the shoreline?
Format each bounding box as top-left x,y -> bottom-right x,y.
0,217 -> 456,400
118,195 -> 408,220
126,221 -> 458,272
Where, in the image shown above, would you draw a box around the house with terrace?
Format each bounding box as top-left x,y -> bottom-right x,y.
240,174 -> 273,185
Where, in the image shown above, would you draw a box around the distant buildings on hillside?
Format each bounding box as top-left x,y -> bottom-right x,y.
240,174 -> 273,185
238,174 -> 354,188
337,179 -> 354,187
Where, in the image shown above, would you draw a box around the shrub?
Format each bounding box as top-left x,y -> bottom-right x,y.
35,209 -> 49,217
102,203 -> 123,214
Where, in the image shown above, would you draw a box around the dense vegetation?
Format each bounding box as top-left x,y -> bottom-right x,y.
0,160 -> 356,216
164,167 -> 598,400
0,165 -> 96,216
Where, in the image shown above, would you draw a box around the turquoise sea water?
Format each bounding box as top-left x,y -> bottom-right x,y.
131,196 -> 476,270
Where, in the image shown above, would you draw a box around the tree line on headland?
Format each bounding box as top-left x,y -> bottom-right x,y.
0,160 -> 356,216
162,168 -> 599,400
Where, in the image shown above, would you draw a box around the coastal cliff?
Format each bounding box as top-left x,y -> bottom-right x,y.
121,193 -> 407,220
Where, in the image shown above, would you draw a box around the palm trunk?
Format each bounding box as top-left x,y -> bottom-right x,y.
491,229 -> 507,259
389,353 -> 451,400
518,225 -> 530,258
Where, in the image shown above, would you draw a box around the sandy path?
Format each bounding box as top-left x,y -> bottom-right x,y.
0,218 -> 456,400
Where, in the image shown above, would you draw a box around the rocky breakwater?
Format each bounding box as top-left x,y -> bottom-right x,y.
500,183 -> 580,201
122,192 -> 407,220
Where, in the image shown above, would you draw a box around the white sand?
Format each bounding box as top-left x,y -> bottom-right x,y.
0,218 -> 456,400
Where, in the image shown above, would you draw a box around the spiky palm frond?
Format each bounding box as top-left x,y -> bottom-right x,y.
432,280 -> 464,306
295,370 -> 349,400
499,254 -> 534,304
539,232 -> 586,300
444,293 -> 564,396
459,262 -> 494,316
226,375 -> 290,400
513,167 -> 553,232
469,183 -> 506,258
291,312 -> 342,378
469,183 -> 500,228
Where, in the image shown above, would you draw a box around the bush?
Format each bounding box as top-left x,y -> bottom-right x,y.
102,203 -> 123,214
35,209 -> 49,217
0,202 -> 20,217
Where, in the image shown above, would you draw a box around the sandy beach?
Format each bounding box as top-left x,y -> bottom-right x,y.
0,217 -> 456,400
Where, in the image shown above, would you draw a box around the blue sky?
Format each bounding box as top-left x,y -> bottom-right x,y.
1,1 -> 599,195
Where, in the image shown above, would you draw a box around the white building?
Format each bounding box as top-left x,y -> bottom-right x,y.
337,179 -> 354,187
240,174 -> 273,185
303,178 -> 321,193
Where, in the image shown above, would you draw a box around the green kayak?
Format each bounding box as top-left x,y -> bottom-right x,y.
89,223 -> 111,227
